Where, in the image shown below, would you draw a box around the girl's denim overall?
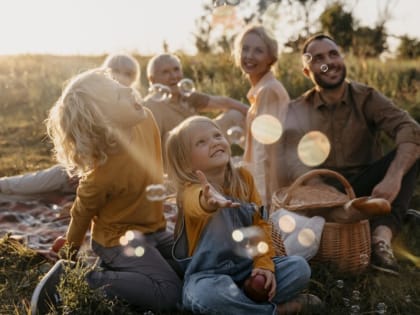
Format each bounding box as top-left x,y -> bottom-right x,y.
173,202 -> 311,315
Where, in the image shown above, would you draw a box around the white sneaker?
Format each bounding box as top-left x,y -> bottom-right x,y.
30,259 -> 74,315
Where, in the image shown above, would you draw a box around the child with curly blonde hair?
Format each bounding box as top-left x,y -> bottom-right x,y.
33,68 -> 181,313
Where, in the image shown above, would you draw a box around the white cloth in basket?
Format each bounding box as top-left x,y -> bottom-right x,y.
270,208 -> 325,260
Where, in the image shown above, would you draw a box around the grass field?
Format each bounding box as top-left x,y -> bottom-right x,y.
0,53 -> 419,314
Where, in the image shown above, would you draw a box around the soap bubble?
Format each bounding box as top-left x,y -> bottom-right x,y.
213,0 -> 240,7
376,302 -> 387,314
360,253 -> 369,265
227,126 -> 245,146
148,83 -> 171,102
320,64 -> 329,72
177,78 -> 195,97
231,156 -> 243,167
302,53 -> 312,64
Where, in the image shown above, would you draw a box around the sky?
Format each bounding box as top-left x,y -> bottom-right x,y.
0,0 -> 419,56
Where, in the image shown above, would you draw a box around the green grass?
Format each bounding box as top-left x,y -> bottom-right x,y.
0,53 -> 419,314
1,221 -> 419,314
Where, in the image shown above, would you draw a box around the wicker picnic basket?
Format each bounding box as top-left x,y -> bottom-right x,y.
271,169 -> 371,274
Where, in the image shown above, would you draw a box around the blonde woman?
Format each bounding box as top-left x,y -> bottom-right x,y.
166,115 -> 319,315
233,24 -> 290,207
32,69 -> 181,313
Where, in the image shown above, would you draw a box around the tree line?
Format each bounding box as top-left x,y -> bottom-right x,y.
193,0 -> 419,59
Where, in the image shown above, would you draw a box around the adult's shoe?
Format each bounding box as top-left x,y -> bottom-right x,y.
371,240 -> 399,275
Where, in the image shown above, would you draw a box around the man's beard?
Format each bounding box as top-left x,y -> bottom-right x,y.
314,65 -> 346,89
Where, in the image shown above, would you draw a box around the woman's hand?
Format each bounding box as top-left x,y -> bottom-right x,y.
251,268 -> 277,301
196,170 -> 240,212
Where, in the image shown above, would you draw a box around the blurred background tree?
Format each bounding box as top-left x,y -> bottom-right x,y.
194,0 -> 418,59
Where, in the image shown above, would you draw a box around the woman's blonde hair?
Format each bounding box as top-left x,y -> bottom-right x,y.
166,115 -> 250,201
102,53 -> 140,87
233,24 -> 278,69
46,69 -> 119,177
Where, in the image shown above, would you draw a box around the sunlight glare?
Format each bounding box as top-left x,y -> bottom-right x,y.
250,114 -> 283,145
297,228 -> 316,247
278,214 -> 296,233
297,131 -> 330,166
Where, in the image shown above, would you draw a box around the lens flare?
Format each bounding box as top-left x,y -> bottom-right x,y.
233,226 -> 266,258
257,241 -> 269,254
393,240 -> 420,268
119,235 -> 129,246
125,230 -> 135,241
134,246 -> 145,257
297,131 -> 330,166
232,229 -> 244,242
297,228 -> 316,247
212,3 -> 243,29
250,114 -> 283,144
278,214 -> 296,233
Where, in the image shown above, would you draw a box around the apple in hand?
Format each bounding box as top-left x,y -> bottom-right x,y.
51,235 -> 67,253
243,274 -> 270,302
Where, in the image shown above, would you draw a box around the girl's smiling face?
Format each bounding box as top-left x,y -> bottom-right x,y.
189,121 -> 230,175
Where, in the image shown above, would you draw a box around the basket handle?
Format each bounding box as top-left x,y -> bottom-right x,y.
282,169 -> 356,205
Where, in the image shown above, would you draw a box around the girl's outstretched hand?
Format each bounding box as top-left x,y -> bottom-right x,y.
196,170 -> 240,212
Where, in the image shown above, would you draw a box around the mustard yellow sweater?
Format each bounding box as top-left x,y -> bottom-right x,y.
66,109 -> 166,248
181,167 -> 276,272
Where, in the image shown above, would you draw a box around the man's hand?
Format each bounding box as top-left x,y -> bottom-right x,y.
371,177 -> 401,203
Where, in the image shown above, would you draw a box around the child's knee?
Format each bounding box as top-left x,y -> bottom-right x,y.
294,256 -> 311,282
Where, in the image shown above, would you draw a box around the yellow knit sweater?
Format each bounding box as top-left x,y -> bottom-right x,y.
66,109 -> 166,248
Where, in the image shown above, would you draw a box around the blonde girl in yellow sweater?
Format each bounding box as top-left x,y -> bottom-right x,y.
166,115 -> 319,315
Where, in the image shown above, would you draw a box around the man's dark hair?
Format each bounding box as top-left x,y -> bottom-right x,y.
302,34 -> 337,54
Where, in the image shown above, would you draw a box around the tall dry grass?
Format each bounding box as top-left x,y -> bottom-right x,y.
0,53 -> 419,314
